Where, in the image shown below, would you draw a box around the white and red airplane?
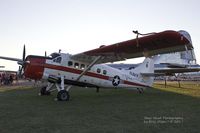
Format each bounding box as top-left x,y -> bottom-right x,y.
0,30 -> 193,101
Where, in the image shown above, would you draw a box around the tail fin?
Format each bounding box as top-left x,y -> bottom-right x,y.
129,57 -> 154,87
130,57 -> 154,74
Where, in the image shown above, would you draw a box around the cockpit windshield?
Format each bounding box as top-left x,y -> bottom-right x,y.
49,53 -> 61,59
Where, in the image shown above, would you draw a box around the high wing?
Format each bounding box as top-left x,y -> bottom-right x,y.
71,30 -> 193,64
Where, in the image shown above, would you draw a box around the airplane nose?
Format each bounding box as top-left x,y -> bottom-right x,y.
178,30 -> 193,49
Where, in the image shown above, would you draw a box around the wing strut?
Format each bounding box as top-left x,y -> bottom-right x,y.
66,56 -> 102,91
132,30 -> 156,47
76,56 -> 101,81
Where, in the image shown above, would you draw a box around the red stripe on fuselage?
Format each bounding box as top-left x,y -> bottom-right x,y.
43,63 -> 109,80
123,80 -> 148,87
23,56 -> 148,87
43,63 -> 148,87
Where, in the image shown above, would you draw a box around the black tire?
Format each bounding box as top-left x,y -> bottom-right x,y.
40,86 -> 51,95
57,90 -> 70,101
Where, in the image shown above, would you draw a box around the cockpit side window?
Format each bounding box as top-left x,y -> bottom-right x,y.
53,56 -> 62,63
56,57 -> 62,63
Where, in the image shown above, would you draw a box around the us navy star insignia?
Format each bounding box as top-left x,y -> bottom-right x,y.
112,75 -> 120,86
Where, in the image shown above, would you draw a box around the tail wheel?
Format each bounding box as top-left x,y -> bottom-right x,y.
40,86 -> 51,95
57,90 -> 70,101
137,88 -> 144,94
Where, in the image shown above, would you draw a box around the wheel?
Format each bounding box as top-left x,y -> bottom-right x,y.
40,86 -> 51,95
57,90 -> 70,101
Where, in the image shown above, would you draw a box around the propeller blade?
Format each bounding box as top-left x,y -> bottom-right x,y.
45,51 -> 47,57
17,65 -> 24,78
18,66 -> 22,76
23,44 -> 26,61
18,44 -> 26,77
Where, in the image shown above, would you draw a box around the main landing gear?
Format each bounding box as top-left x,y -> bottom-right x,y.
57,90 -> 70,101
39,76 -> 71,101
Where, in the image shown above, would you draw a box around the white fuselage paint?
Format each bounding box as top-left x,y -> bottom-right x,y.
42,53 -> 154,89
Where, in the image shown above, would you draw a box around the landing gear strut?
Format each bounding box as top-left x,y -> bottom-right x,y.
38,75 -> 71,101
39,83 -> 55,96
55,76 -> 71,101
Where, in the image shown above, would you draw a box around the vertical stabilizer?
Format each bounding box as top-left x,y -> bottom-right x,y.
129,57 -> 154,87
131,57 -> 154,74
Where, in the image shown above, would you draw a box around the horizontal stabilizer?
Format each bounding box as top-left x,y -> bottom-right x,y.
141,73 -> 166,77
155,67 -> 200,75
160,63 -> 187,68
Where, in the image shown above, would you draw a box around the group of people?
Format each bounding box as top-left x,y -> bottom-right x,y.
0,73 -> 15,85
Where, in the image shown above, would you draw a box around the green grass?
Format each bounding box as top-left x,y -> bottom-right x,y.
0,82 -> 200,133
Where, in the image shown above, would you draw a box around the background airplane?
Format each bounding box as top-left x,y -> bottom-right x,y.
109,49 -> 200,76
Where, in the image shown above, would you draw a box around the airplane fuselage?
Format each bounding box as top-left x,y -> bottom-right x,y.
0,30 -> 193,101
24,53 -> 153,89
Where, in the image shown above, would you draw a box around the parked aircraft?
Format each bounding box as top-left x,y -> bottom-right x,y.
109,59 -> 200,76
0,30 -> 193,101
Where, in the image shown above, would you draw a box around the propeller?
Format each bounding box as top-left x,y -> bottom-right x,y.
17,45 -> 26,78
22,45 -> 26,62
18,66 -> 22,78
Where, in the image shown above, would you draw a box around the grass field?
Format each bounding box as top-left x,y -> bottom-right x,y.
0,81 -> 200,133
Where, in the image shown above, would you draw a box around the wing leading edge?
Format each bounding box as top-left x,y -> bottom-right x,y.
72,30 -> 193,64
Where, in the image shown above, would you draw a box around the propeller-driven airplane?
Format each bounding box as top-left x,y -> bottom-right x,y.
109,53 -> 200,76
0,30 -> 193,101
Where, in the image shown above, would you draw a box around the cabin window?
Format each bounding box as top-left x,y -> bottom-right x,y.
97,68 -> 101,73
74,62 -> 79,69
68,61 -> 73,66
103,70 -> 107,75
80,64 -> 85,70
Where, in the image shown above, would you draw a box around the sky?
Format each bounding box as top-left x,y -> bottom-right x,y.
0,0 -> 199,71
